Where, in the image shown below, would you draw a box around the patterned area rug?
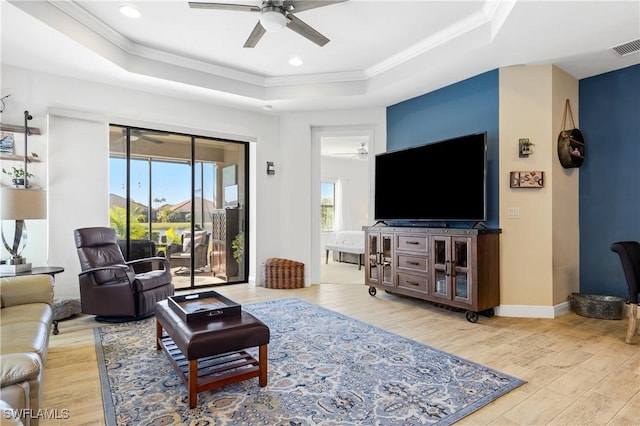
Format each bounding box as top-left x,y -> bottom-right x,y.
94,297 -> 525,425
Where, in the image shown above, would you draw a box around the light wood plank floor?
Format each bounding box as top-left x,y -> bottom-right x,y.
41,283 -> 639,425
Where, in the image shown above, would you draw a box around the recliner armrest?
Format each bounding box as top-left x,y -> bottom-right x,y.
78,264 -> 130,277
126,257 -> 170,270
78,265 -> 133,287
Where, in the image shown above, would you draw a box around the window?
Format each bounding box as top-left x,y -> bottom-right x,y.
321,181 -> 335,232
109,125 -> 249,290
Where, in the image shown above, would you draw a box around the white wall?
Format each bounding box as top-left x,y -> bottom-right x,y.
279,112 -> 386,285
0,65 -> 386,295
1,65 -> 280,297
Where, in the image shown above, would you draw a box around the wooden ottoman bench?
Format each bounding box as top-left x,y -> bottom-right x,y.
155,300 -> 270,408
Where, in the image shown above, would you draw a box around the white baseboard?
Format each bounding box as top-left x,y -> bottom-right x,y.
496,301 -> 639,319
495,300 -> 571,319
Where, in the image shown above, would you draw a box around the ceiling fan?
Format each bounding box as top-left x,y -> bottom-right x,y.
334,142 -> 368,160
188,0 -> 348,48
113,129 -> 165,145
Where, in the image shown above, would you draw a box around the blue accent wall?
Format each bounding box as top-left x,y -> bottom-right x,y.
386,70 -> 500,228
386,65 -> 639,300
579,64 -> 640,299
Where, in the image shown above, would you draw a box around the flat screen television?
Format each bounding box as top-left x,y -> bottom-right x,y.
374,132 -> 487,223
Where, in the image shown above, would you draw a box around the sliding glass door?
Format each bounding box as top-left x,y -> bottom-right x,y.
109,125 -> 248,289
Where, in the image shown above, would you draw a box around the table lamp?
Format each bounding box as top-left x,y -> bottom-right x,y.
0,187 -> 46,273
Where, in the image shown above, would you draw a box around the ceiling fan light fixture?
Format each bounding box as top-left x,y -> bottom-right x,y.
259,7 -> 287,32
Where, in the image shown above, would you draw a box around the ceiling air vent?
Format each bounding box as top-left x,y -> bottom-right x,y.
611,39 -> 640,57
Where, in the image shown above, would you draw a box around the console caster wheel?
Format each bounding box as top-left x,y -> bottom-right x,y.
483,308 -> 495,318
368,286 -> 377,296
465,311 -> 478,323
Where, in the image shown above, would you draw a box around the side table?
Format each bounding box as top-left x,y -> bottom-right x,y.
0,266 -> 65,278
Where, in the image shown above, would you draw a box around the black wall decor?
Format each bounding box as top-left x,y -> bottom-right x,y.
558,128 -> 585,168
557,100 -> 585,168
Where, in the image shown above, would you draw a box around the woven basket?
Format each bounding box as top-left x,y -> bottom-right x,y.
262,258 -> 305,289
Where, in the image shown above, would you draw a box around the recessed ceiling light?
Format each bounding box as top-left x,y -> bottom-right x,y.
288,57 -> 303,67
263,105 -> 273,111
119,5 -> 141,18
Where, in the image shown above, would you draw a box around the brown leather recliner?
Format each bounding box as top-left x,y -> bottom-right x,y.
74,227 -> 174,322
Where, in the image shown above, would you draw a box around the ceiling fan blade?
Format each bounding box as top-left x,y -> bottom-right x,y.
283,0 -> 348,13
140,136 -> 164,145
188,2 -> 259,12
243,21 -> 267,48
286,14 -> 329,46
131,130 -> 165,145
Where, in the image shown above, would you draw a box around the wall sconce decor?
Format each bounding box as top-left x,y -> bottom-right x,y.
510,171 -> 544,188
266,161 -> 275,175
518,138 -> 534,157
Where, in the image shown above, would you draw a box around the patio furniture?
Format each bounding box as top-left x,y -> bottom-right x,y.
169,230 -> 210,273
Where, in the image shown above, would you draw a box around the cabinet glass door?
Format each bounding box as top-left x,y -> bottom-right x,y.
366,233 -> 393,286
381,234 -> 393,285
367,233 -> 379,282
452,237 -> 471,301
432,237 -> 450,298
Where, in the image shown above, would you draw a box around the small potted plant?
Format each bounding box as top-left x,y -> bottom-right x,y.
232,232 -> 244,265
519,139 -> 534,157
2,165 -> 34,187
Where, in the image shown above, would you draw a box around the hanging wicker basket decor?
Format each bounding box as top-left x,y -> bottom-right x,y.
557,99 -> 585,168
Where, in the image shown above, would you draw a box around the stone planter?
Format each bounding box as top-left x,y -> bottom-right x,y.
570,293 -> 625,320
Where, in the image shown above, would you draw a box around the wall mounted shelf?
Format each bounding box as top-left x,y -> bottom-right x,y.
0,122 -> 42,135
0,153 -> 41,162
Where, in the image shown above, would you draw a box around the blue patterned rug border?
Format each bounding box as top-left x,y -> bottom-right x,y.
94,297 -> 526,425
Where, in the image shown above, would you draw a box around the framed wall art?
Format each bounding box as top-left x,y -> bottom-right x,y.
0,132 -> 15,153
510,171 -> 544,188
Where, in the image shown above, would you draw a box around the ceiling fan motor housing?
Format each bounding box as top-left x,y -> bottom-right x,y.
260,3 -> 288,31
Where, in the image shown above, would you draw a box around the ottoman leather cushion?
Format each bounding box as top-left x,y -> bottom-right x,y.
155,300 -> 270,360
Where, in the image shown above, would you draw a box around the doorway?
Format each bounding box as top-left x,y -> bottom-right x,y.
311,126 -> 373,285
